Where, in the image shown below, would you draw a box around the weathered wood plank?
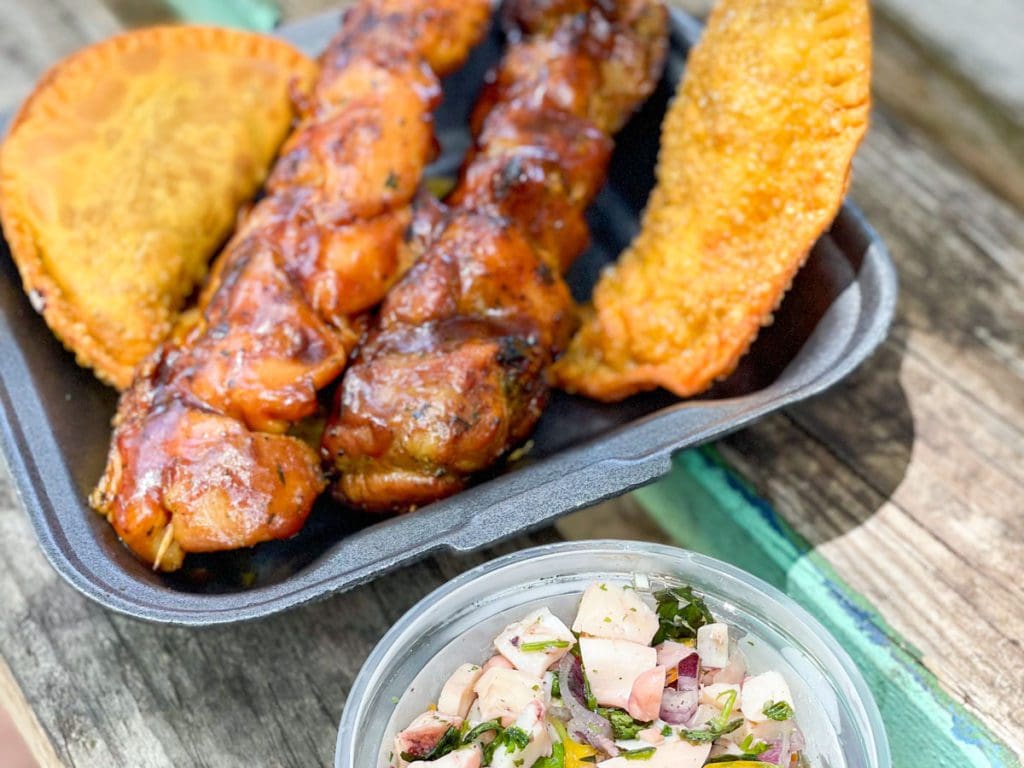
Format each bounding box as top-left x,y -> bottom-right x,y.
0,457 -> 556,768
0,0 -> 119,109
0,658 -> 59,768
879,0 -> 1024,120
703,109 -> 1024,755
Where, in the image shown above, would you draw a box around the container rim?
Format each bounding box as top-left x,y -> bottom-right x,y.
335,539 -> 891,768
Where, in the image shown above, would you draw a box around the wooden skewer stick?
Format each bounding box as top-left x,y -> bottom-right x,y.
152,523 -> 174,572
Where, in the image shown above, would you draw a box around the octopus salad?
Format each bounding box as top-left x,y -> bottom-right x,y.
387,580 -> 806,767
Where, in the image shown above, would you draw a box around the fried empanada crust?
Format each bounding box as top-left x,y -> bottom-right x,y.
0,27 -> 317,389
551,0 -> 871,400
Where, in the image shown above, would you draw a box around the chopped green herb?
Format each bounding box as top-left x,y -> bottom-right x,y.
739,734 -> 769,755
679,718 -> 742,744
660,724 -> 673,737
519,639 -> 573,652
531,741 -> 566,768
599,584 -> 608,591
482,740 -> 499,764
762,700 -> 794,721
651,585 -> 714,644
385,170 -> 400,189
622,746 -> 657,760
550,674 -> 561,700
582,665 -> 598,711
482,725 -> 530,763
400,725 -> 460,762
680,688 -> 743,745
480,724 -> 529,764
715,689 -> 738,720
662,687 -> 743,747
497,726 -> 531,752
597,708 -> 650,740
462,720 -> 502,744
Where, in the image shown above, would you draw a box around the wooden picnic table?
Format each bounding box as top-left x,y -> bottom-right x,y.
0,0 -> 1021,766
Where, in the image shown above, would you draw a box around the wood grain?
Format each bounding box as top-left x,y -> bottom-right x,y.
0,659 -> 58,768
0,457 -> 555,768
706,109 -> 1024,754
0,0 -> 118,109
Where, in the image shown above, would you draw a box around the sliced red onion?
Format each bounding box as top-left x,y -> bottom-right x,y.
761,732 -> 793,765
590,734 -> 620,757
548,704 -> 572,722
557,653 -> 589,709
676,653 -> 700,691
658,687 -> 698,724
760,744 -> 783,763
557,654 -> 617,755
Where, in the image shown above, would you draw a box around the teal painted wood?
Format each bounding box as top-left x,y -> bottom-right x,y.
636,448 -> 1018,767
163,0 -> 279,29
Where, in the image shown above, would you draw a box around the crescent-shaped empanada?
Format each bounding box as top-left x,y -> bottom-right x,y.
0,26 -> 316,388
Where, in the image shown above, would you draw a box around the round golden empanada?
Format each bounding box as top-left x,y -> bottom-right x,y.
0,26 -> 317,388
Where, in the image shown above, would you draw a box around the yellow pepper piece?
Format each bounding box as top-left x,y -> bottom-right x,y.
553,720 -> 598,767
563,736 -> 598,768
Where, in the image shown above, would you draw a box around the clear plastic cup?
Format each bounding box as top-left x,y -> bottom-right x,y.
335,540 -> 889,767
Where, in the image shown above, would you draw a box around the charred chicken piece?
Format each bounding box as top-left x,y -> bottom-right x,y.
324,0 -> 668,511
91,0 -> 491,570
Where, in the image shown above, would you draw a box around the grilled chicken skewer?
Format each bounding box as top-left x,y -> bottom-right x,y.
323,0 -> 668,511
91,0 -> 491,570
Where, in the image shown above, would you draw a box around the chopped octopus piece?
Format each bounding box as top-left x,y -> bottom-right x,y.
656,640 -> 696,671
573,582 -> 660,645
489,700 -> 552,768
627,665 -> 668,722
438,663 -> 485,718
579,637 -> 657,710
395,711 -> 463,761
482,655 -> 515,672
742,671 -> 794,724
473,667 -> 544,725
494,607 -> 575,678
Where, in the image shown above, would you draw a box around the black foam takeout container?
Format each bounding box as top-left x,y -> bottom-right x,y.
0,10 -> 896,624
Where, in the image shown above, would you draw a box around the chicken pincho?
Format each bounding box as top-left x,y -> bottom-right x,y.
322,0 -> 669,511
91,0 -> 491,570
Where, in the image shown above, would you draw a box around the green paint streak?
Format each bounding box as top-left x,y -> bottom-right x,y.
636,447 -> 1018,768
164,0 -> 279,30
